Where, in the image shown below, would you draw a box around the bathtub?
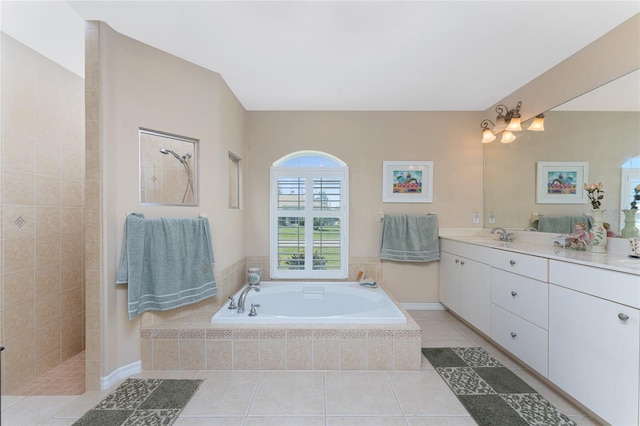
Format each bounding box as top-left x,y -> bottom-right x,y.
211,281 -> 407,324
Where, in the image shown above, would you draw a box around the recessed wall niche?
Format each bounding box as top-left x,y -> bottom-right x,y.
139,128 -> 199,206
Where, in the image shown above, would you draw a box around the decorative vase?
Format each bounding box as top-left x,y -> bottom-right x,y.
589,209 -> 607,253
621,209 -> 639,238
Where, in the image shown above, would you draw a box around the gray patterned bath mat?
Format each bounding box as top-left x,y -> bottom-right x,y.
73,378 -> 202,425
422,347 -> 576,426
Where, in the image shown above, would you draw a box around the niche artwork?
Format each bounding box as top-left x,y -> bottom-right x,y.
139,128 -> 199,206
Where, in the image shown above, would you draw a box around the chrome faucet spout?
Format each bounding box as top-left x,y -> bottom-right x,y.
490,227 -> 514,242
237,285 -> 260,314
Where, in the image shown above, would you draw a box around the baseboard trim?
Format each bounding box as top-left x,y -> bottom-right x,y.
101,360 -> 142,390
401,302 -> 446,311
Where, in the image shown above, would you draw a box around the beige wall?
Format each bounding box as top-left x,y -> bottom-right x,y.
89,22 -> 246,383
246,111 -> 484,303
1,34 -> 85,393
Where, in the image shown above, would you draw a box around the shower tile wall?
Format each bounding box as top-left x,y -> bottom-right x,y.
1,34 -> 85,394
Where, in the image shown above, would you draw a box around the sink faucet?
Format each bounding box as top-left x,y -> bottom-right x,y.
237,285 -> 260,314
490,227 -> 514,242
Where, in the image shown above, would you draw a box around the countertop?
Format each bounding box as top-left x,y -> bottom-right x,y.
439,228 -> 640,276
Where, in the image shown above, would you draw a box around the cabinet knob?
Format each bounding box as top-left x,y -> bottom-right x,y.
460,260 -> 465,265
455,259 -> 459,263
510,332 -> 517,338
618,313 -> 630,321
509,260 -> 516,266
511,291 -> 518,297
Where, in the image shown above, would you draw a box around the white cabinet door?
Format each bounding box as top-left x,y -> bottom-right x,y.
549,284 -> 640,426
439,251 -> 461,313
439,249 -> 491,335
460,257 -> 492,336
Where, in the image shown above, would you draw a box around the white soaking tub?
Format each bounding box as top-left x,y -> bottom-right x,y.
211,281 -> 407,324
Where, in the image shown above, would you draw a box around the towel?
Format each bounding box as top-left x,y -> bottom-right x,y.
380,214 -> 440,262
117,213 -> 217,320
537,215 -> 592,234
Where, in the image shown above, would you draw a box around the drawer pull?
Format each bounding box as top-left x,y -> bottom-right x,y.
455,259 -> 459,264
510,291 -> 518,297
460,260 -> 465,265
509,260 -> 516,266
618,313 -> 630,321
510,332 -> 517,338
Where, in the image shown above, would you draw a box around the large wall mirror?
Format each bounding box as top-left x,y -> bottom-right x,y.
139,128 -> 199,206
484,69 -> 640,236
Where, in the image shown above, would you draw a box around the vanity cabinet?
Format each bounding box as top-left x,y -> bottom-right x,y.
490,253 -> 549,377
439,240 -> 492,336
549,260 -> 640,426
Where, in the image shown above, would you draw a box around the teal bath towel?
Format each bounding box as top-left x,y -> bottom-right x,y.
537,214 -> 592,234
117,213 -> 217,320
380,214 -> 440,262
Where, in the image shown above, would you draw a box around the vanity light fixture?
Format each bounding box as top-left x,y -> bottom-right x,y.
528,113 -> 545,131
480,101 -> 544,144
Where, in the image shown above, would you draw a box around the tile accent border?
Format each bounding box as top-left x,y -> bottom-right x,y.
141,325 -> 420,371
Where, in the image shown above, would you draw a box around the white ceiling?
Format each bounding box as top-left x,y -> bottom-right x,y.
6,1 -> 640,111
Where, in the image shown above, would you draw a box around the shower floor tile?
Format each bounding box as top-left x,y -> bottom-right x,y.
18,351 -> 85,396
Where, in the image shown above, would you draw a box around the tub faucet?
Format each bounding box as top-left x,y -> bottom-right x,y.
237,285 -> 260,314
490,227 -> 514,242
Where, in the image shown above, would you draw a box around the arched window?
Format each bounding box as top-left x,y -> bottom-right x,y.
270,151 -> 349,279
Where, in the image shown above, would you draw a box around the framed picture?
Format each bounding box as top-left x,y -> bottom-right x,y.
536,161 -> 589,204
382,161 -> 433,203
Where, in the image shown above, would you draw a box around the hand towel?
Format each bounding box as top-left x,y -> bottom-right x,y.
537,215 -> 592,234
117,213 -> 217,320
380,214 -> 440,262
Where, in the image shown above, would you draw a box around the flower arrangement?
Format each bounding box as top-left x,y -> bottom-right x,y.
583,182 -> 604,209
631,183 -> 640,210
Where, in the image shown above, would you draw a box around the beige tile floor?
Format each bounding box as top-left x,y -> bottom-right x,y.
1,310 -> 601,426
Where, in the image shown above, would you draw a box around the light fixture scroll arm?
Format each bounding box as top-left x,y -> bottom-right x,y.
481,119 -> 495,131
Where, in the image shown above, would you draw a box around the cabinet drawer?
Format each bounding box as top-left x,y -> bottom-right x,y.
440,239 -> 493,265
492,269 -> 548,329
491,304 -> 548,377
490,250 -> 548,281
549,260 -> 640,308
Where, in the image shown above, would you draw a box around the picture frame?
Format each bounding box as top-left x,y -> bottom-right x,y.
536,161 -> 589,204
382,161 -> 433,203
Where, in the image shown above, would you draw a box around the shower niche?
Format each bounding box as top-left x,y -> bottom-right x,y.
139,128 -> 199,206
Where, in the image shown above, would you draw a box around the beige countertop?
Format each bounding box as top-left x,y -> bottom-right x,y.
439,228 -> 640,276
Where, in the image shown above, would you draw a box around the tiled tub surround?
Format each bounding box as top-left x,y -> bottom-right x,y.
138,256 -> 411,372
140,309 -> 422,371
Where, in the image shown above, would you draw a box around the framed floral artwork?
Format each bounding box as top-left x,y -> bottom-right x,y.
536,161 -> 589,204
382,161 -> 433,203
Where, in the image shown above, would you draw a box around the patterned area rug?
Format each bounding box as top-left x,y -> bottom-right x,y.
422,347 -> 576,426
73,378 -> 202,426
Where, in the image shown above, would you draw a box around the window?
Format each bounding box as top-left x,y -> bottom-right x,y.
270,151 -> 349,279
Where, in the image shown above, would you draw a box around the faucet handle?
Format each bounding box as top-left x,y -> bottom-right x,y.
248,303 -> 261,317
227,296 -> 237,310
